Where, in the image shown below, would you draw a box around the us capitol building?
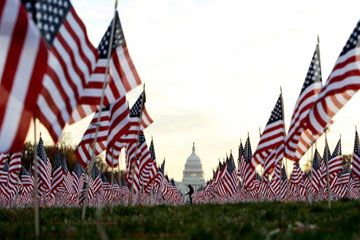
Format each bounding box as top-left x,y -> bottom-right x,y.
176,143 -> 205,194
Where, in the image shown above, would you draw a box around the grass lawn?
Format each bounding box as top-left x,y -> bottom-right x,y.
1,200 -> 360,239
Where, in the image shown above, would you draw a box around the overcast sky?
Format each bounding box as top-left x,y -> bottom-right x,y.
30,0 -> 360,181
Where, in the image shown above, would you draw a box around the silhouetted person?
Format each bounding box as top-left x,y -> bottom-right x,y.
186,184 -> 194,204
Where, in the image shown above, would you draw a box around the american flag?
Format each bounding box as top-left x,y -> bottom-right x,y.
105,91 -> 152,167
90,165 -> 102,195
140,106 -> 154,130
7,152 -> 22,199
285,44 -> 322,161
19,166 -> 34,205
72,161 -> 85,204
328,138 -> 343,175
0,0 -> 47,153
70,11 -> 141,123
306,20 -> 360,138
263,137 -> 285,176
221,153 -> 238,196
105,96 -> 130,167
352,129 -> 360,179
25,0 -> 98,142
290,162 -> 302,185
237,140 -> 244,185
122,91 -> 146,143
126,131 -> 153,192
311,148 -> 322,193
50,149 -> 64,196
279,166 -> 288,200
34,137 -> 52,199
20,166 -> 34,194
321,139 -> 331,188
75,106 -> 110,167
243,135 -> 256,189
252,93 -> 285,169
125,141 -> 140,192
269,158 -> 283,198
140,138 -> 158,189
338,167 -> 351,186
0,158 -> 10,201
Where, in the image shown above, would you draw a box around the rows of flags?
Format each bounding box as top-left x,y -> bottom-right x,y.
0,136 -> 182,207
3,0 -> 360,207
194,131 -> 360,203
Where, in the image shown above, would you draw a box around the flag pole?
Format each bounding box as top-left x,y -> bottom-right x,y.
325,129 -> 331,208
32,118 -> 40,238
81,0 -> 118,221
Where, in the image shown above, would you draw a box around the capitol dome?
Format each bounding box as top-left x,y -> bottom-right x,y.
182,143 -> 205,190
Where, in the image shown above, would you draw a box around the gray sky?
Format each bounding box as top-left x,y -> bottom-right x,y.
30,0 -> 360,181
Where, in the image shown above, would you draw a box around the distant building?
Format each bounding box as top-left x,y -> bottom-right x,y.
176,143 -> 205,194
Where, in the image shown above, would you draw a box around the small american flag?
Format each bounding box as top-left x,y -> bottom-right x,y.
328,138 -> 343,175
252,93 -> 285,169
352,129 -> 360,179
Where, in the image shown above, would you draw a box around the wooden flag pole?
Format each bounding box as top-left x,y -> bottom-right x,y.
81,0 -> 118,221
32,118 -> 40,238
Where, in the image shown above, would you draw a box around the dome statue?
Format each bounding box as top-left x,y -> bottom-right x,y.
182,142 -> 205,191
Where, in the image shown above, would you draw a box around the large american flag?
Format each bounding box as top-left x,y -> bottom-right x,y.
0,0 -> 47,153
285,44 -> 322,161
26,0 -> 98,142
70,11 -> 141,123
252,93 -> 285,169
352,129 -> 360,179
306,20 -> 360,139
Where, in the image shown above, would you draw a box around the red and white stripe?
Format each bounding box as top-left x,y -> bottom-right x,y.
0,0 -> 47,152
140,106 -> 154,130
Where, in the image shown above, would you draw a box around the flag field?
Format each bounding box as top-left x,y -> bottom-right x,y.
1,201 -> 360,239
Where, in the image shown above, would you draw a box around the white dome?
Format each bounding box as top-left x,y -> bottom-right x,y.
182,143 -> 205,189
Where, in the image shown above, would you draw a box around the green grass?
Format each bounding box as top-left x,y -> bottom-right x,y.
1,201 -> 360,239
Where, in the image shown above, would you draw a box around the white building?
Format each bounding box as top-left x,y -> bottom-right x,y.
176,143 -> 205,194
